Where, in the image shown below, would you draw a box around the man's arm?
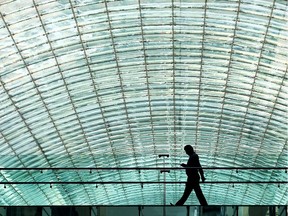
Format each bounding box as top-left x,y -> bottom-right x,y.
180,163 -> 187,167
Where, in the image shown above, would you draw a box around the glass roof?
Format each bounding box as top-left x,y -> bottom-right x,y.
0,0 -> 287,206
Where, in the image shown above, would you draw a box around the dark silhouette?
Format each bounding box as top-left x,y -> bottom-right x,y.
34,207 -> 42,216
51,207 -> 79,216
173,145 -> 208,206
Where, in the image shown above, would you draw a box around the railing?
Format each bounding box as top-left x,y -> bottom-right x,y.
0,167 -> 286,185
0,205 -> 287,216
0,166 -> 286,170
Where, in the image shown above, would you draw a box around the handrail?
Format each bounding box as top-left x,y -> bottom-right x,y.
0,181 -> 287,185
0,167 -> 287,171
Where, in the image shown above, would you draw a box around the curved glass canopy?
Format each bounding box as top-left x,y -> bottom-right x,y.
0,0 -> 287,206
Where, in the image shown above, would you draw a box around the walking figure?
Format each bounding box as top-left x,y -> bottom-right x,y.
173,145 -> 208,206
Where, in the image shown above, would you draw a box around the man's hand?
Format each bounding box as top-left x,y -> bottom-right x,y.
180,163 -> 186,167
201,177 -> 206,183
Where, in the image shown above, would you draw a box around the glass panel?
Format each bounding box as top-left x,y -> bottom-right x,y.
0,0 -> 287,206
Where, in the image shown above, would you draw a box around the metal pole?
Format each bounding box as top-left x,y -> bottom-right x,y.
0,181 -> 286,185
163,157 -> 166,216
159,154 -> 169,216
0,167 -> 286,171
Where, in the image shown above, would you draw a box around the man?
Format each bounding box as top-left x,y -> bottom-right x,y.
173,145 -> 208,206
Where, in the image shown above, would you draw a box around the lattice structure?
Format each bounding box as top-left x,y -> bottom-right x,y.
0,0 -> 287,205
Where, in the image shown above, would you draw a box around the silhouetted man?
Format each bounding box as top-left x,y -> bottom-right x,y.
173,145 -> 208,206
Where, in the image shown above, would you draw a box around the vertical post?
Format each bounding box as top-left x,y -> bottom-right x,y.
269,206 -> 276,216
235,206 -> 239,216
159,154 -> 170,216
221,206 -> 226,216
163,156 -> 166,207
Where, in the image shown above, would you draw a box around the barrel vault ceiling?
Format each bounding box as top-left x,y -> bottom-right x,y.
0,0 -> 287,206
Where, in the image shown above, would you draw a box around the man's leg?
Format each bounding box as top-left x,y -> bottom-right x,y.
194,183 -> 208,206
175,183 -> 193,206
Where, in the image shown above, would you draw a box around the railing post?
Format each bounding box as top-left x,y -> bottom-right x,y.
159,154 -> 169,216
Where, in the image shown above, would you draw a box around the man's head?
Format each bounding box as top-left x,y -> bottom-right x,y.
184,145 -> 194,155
